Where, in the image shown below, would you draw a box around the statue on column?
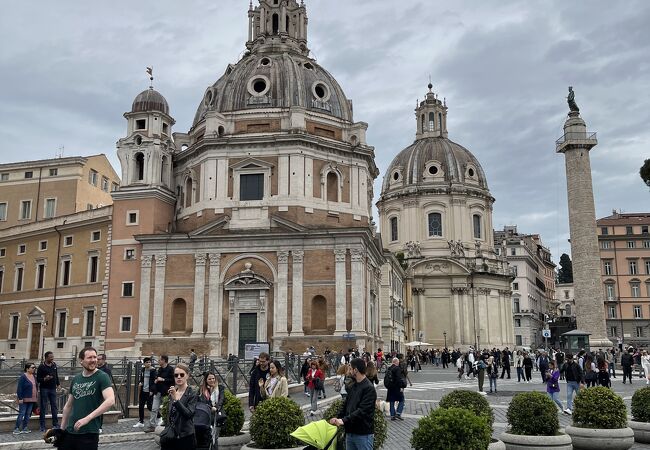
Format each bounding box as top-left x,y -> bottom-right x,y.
567,86 -> 579,113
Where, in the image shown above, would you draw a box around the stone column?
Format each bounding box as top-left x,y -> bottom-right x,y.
351,248 -> 364,333
151,255 -> 167,337
137,255 -> 153,336
291,250 -> 304,336
451,288 -> 462,345
412,288 -> 425,341
227,291 -> 237,356
334,249 -> 347,334
206,253 -> 222,339
191,253 -> 207,337
275,251 -> 289,336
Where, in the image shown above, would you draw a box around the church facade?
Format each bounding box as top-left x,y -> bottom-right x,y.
105,0 -> 384,356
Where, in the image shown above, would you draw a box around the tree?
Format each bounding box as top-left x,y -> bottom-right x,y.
640,159 -> 650,188
557,253 -> 573,284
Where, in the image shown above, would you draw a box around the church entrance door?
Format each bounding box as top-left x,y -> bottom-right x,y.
238,313 -> 257,357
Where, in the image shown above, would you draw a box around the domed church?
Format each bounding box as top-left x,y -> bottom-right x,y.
105,0 -> 383,356
377,85 -> 515,350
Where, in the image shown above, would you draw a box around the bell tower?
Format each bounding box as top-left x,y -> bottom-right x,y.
415,83 -> 448,140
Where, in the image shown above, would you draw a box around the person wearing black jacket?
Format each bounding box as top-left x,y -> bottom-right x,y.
500,348 -> 511,379
621,348 -> 634,384
248,352 -> 270,412
161,363 -> 197,450
563,354 -> 584,415
330,358 -> 376,450
385,358 -> 406,420
147,355 -> 174,432
134,357 -> 156,428
37,351 -> 60,431
300,358 -> 310,396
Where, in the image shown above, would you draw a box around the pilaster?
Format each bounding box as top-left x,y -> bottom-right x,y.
191,253 -> 207,337
275,251 -> 289,336
351,248 -> 364,333
151,255 -> 167,336
137,255 -> 153,336
291,250 -> 304,336
334,249 -> 347,334
206,253 -> 222,339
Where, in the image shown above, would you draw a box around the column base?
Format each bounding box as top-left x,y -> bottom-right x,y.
588,336 -> 615,348
191,332 -> 205,338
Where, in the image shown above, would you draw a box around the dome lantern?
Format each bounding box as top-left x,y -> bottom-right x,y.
415,83 -> 448,140
247,0 -> 309,56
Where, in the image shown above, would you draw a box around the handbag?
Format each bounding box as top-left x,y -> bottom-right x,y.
159,425 -> 177,445
333,378 -> 341,393
215,410 -> 227,427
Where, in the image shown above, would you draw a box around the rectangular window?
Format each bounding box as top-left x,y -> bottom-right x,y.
124,249 -> 136,260
606,284 -> 615,300
512,282 -> 519,290
0,248 -> 5,257
91,230 -> 101,242
88,170 -> 98,186
15,266 -> 24,292
610,326 -> 618,337
239,174 -> 264,201
626,225 -> 634,235
85,310 -> 95,337
0,202 -> 6,221
0,173 -> 8,181
57,311 -> 66,338
120,316 -> 132,332
608,305 -> 617,318
628,241 -> 635,248
645,260 -> 650,275
88,255 -> 99,283
9,315 -> 19,339
101,177 -> 109,192
390,217 -> 398,242
24,171 -> 33,179
111,182 -> 119,192
18,244 -> 26,255
44,198 -> 56,219
49,168 -> 58,177
634,305 -> 642,319
427,212 -> 443,237
135,119 -> 146,130
20,200 -> 31,220
644,240 -> 650,249
601,241 -> 611,249
64,236 -> 73,247
601,227 -> 608,235
629,261 -> 638,275
515,335 -> 522,346
643,225 -> 649,235
511,248 -> 516,256
39,240 -> 47,251
636,327 -> 644,338
604,260 -> 613,275
631,283 -> 641,298
473,214 -> 482,239
513,299 -> 520,313
0,269 -> 4,293
122,282 -> 134,297
514,319 -> 521,327
61,259 -> 71,286
36,263 -> 45,289
127,211 -> 139,225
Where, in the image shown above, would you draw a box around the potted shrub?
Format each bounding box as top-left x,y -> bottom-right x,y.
439,390 -> 503,448
322,399 -> 388,449
411,407 -> 492,450
566,386 -> 634,450
243,397 -> 305,449
501,392 -> 572,449
630,386 -> 650,444
219,390 -> 251,450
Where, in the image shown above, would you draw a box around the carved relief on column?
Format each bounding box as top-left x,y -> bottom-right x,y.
207,253 -> 222,339
192,253 -> 207,337
334,249 -> 347,334
275,251 -> 289,336
291,250 -> 304,336
151,255 -> 167,336
137,255 -> 153,336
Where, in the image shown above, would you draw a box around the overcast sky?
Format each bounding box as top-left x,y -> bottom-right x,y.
1,1 -> 648,261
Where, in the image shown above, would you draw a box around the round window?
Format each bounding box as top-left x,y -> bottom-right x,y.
468,168 -> 475,177
393,171 -> 400,181
135,135 -> 142,146
247,75 -> 271,97
204,89 -> 213,106
304,62 -> 314,70
311,82 -> 331,102
260,57 -> 271,66
428,165 -> 439,175
253,79 -> 266,93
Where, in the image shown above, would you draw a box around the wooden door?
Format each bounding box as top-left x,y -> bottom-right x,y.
29,323 -> 40,359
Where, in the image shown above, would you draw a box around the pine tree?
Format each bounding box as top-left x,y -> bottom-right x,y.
557,253 -> 573,284
640,159 -> 650,188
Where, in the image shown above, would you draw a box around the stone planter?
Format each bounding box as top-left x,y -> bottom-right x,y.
241,444 -> 305,450
500,431 -> 572,450
629,421 -> 650,444
488,438 -> 506,450
566,425 -> 635,450
219,432 -> 252,450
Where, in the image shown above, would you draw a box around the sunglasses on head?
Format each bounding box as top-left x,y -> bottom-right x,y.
174,373 -> 185,378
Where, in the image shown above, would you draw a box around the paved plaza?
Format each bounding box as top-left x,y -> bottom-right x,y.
2,365 -> 649,449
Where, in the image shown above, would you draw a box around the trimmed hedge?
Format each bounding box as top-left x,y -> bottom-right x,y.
411,407 -> 491,450
572,386 -> 627,429
220,390 -> 245,437
439,390 -> 494,428
631,387 -> 650,422
322,398 -> 388,449
250,397 -> 304,448
507,392 -> 560,436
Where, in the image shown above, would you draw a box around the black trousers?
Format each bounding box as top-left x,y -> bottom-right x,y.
500,364 -> 511,378
138,390 -> 153,422
524,366 -> 532,381
623,365 -> 633,383
161,433 -> 197,450
60,433 -> 99,450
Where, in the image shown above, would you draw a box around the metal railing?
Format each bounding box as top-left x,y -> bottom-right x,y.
555,131 -> 597,146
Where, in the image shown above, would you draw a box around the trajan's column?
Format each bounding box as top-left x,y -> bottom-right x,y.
556,87 -> 611,347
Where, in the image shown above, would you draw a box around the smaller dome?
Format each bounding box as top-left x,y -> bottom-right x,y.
131,87 -> 169,115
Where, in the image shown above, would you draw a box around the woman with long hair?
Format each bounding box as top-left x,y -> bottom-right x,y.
305,360 -> 324,416
259,360 -> 289,399
196,371 -> 224,449
161,363 -> 197,450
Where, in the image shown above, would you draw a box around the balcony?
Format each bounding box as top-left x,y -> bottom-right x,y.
555,131 -> 597,152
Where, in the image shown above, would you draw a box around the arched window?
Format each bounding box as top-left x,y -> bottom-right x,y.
565,304 -> 572,316
311,296 -> 327,331
171,298 -> 186,332
185,178 -> 193,207
286,15 -> 290,33
428,112 -> 435,131
135,153 -> 144,182
438,112 -> 443,130
473,214 -> 482,239
161,156 -> 168,184
390,217 -> 398,242
272,14 -> 279,34
428,212 -> 442,237
420,115 -> 425,133
326,172 -> 338,202
605,283 -> 615,300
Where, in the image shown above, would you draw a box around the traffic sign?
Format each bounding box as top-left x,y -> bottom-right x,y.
542,329 -> 551,338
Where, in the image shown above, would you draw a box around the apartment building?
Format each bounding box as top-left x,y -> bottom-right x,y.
494,226 -> 556,348
598,211 -> 650,347
0,155 -> 119,230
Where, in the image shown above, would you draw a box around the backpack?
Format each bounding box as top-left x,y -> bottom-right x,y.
383,367 -> 394,388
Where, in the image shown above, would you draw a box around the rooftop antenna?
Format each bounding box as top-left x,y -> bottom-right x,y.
146,66 -> 154,89
56,145 -> 64,158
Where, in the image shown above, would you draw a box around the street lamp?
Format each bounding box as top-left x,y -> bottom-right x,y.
443,331 -> 447,349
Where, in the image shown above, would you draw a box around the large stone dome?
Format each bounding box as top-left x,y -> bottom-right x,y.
382,136 -> 489,193
193,52 -> 353,127
131,87 -> 169,115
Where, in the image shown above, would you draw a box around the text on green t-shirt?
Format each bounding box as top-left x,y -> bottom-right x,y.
67,370 -> 112,434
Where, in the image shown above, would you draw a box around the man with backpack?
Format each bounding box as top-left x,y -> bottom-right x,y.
563,353 -> 584,415
384,358 -> 406,421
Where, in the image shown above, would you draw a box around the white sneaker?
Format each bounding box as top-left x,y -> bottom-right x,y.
566,409 -> 572,415
133,422 -> 145,428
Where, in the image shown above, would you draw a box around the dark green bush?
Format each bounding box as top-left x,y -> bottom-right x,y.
631,387 -> 650,422
411,407 -> 491,450
250,397 -> 305,448
439,390 -> 494,428
220,390 -> 245,437
572,386 -> 627,429
160,395 -> 170,426
507,392 -> 559,436
322,398 -> 388,449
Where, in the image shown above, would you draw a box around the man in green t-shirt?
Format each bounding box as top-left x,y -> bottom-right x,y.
60,347 -> 114,450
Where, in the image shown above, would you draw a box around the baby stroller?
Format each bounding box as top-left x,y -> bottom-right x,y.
195,402 -> 220,450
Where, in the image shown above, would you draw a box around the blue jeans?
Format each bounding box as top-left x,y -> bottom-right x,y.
566,381 -> 580,410
516,367 -> 524,382
15,402 -> 34,430
548,391 -> 563,410
40,388 -> 59,429
608,362 -> 616,377
389,395 -> 405,417
489,376 -> 497,392
346,433 -> 374,450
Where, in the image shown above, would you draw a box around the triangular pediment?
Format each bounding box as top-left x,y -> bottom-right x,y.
28,306 -> 46,318
230,157 -> 275,170
270,215 -> 308,232
411,257 -> 471,276
189,215 -> 230,236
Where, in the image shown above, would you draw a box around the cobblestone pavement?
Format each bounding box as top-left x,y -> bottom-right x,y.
2,366 -> 650,449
